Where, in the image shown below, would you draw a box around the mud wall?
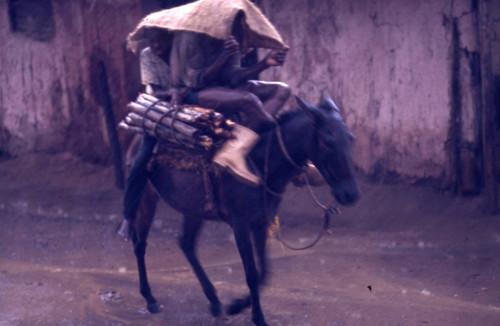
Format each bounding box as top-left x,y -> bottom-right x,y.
0,0 -> 142,163
0,0 -> 498,193
259,0 -> 499,189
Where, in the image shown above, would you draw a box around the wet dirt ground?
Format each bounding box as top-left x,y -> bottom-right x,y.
0,153 -> 499,326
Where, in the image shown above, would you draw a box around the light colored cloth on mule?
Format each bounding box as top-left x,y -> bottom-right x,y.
168,31 -> 243,97
127,0 -> 284,52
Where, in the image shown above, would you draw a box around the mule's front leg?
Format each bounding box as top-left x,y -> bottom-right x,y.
227,222 -> 270,316
233,222 -> 268,326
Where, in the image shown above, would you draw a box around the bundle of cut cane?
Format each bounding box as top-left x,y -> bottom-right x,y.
119,93 -> 234,150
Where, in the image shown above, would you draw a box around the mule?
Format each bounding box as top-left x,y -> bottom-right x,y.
125,95 -> 359,326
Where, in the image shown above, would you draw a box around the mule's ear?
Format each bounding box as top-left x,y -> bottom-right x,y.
296,96 -> 312,110
319,95 -> 340,113
296,96 -> 323,122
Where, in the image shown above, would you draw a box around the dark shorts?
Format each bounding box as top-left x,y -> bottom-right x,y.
184,91 -> 200,105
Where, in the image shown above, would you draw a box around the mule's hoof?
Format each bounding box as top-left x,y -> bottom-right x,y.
226,297 -> 251,315
210,301 -> 222,317
252,312 -> 269,326
253,319 -> 269,326
147,302 -> 161,314
116,220 -> 130,241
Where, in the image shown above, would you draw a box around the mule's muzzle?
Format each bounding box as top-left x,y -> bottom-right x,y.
332,179 -> 360,206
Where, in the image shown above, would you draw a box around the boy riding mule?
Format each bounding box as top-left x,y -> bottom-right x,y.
119,1 -> 359,325
120,0 -> 291,238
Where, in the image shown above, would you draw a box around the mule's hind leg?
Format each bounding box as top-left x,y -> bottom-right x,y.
130,184 -> 161,313
178,215 -> 222,317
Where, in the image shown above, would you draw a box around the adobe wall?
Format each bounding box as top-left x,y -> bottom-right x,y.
0,0 -> 498,190
259,0 -> 497,186
0,0 -> 142,163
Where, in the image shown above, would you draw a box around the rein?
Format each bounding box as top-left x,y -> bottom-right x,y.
257,125 -> 340,251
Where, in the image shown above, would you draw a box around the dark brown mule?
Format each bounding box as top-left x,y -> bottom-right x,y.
125,96 -> 359,326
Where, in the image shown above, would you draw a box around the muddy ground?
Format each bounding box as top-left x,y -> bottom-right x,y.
0,153 -> 499,326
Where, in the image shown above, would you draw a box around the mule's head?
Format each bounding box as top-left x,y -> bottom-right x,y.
297,95 -> 360,205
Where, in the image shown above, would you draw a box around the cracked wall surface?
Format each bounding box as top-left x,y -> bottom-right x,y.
0,0 -> 498,188
0,0 -> 142,162
259,0 -> 497,187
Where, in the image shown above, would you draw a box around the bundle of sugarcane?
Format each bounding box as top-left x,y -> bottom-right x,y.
119,93 -> 234,150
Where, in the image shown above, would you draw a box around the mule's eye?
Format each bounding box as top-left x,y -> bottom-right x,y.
323,130 -> 337,144
319,132 -> 337,149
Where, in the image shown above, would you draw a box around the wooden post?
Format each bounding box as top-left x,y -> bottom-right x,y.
479,0 -> 499,214
98,61 -> 125,190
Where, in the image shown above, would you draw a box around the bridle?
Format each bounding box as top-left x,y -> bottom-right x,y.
253,124 -> 340,251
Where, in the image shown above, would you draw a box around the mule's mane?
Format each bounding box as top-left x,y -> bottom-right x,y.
276,108 -> 304,125
254,108 -> 312,153
250,108 -> 313,178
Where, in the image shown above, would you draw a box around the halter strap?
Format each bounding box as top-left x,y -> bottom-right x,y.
272,169 -> 340,251
249,124 -> 304,193
275,125 -> 305,171
255,125 -> 340,251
